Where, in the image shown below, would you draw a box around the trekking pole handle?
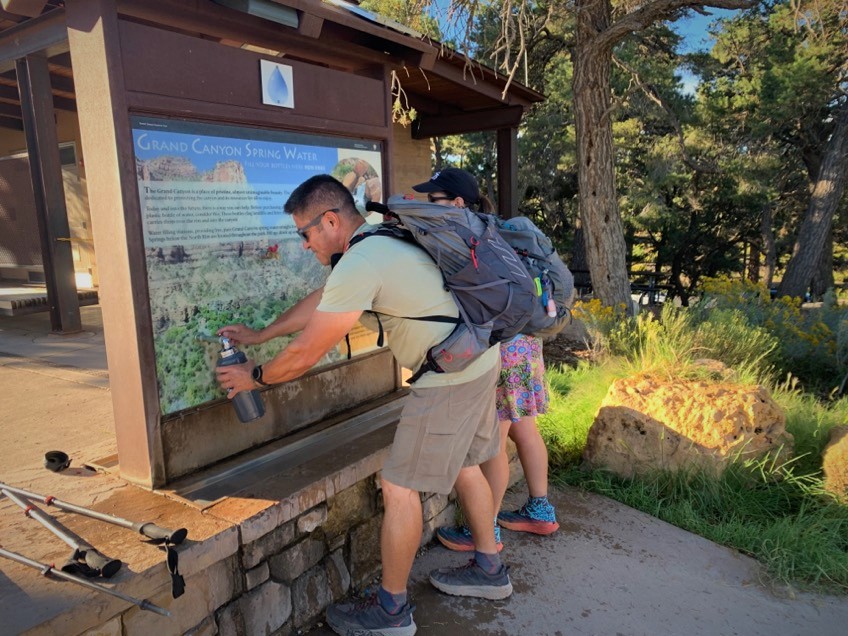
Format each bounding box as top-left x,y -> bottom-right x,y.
136,522 -> 188,545
82,547 -> 123,579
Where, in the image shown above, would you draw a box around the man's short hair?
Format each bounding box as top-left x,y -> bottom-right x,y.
284,174 -> 359,218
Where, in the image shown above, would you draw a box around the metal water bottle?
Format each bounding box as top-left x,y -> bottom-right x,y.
217,337 -> 265,423
541,272 -> 557,318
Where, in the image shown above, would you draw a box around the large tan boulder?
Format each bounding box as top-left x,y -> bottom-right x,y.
582,376 -> 793,478
822,425 -> 848,501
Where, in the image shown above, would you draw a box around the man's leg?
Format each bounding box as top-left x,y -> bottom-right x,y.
430,463 -> 513,600
380,477 -> 423,592
453,465 -> 497,554
325,477 -> 419,636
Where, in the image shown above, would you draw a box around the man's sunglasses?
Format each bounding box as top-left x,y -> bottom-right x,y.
427,195 -> 455,203
296,209 -> 338,241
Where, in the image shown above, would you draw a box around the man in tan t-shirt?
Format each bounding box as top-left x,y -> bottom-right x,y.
217,175 -> 511,636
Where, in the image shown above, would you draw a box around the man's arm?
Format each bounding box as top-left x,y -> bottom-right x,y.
218,287 -> 324,345
216,308 -> 363,395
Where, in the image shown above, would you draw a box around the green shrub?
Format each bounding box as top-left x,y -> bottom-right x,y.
697,278 -> 848,392
541,305 -> 848,592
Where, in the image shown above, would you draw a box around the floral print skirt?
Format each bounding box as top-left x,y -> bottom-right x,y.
496,334 -> 548,423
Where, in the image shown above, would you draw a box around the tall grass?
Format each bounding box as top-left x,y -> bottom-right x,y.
547,289 -> 848,593
538,362 -> 620,466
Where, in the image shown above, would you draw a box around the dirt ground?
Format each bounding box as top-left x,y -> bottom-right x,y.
541,332 -> 594,369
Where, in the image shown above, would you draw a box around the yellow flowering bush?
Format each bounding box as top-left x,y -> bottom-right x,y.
572,298 -> 635,355
698,276 -> 847,391
571,276 -> 844,390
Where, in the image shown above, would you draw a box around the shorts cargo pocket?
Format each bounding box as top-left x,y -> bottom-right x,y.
416,419 -> 458,477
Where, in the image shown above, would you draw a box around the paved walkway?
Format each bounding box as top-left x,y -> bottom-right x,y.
310,487 -> 848,636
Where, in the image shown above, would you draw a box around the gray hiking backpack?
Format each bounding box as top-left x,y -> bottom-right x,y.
493,216 -> 574,339
358,195 -> 538,382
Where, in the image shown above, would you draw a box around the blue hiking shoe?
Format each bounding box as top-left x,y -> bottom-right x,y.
429,559 -> 513,600
325,592 -> 417,636
497,496 -> 559,535
435,523 -> 503,552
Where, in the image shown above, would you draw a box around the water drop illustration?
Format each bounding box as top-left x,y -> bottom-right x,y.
268,66 -> 289,105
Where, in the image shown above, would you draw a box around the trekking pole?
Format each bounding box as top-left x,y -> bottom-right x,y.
0,482 -> 187,545
1,488 -> 121,578
0,482 -> 187,598
0,546 -> 171,617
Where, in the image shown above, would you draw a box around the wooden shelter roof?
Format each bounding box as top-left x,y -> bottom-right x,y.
0,0 -> 544,135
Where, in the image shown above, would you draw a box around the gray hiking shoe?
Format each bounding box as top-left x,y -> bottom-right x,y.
325,593 -> 417,636
429,559 -> 513,600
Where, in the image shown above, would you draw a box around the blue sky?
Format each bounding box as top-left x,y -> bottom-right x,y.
670,8 -> 739,93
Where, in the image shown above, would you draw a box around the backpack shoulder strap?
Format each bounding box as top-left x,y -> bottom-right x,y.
347,224 -> 416,250
336,223 -> 460,326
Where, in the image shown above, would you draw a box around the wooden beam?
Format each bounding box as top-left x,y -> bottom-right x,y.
1,68 -> 74,93
0,6 -> 68,73
268,0 -> 434,55
297,11 -> 322,38
412,104 -> 524,138
116,0 -> 389,72
0,83 -> 76,110
116,0 -> 435,72
0,7 -> 27,21
16,51 -> 82,333
0,113 -> 22,129
0,100 -> 21,117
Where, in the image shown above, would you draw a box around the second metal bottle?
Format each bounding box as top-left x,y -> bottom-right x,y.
217,337 -> 265,423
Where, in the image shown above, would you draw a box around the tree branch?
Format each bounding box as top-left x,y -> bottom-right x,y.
596,0 -> 757,52
612,55 -> 719,173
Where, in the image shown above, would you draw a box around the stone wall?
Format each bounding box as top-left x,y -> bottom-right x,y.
73,439 -> 523,636
80,476 -> 457,636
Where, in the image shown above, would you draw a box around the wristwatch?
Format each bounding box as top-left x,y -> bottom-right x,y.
252,364 -> 270,387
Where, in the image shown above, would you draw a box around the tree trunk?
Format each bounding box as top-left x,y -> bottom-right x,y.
810,232 -> 834,300
761,203 -> 776,288
573,0 -> 632,312
778,107 -> 848,299
746,241 -> 760,283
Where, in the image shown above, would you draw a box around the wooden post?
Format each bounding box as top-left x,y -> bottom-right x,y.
16,52 -> 82,334
65,0 -> 165,487
497,126 -> 518,217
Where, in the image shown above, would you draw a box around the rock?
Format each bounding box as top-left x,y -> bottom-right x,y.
692,358 -> 737,381
582,376 -> 793,478
822,425 -> 848,500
